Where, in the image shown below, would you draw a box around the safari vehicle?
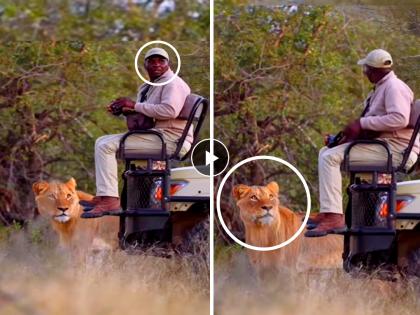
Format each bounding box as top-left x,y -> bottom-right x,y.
342,100 -> 420,276
84,94 -> 209,255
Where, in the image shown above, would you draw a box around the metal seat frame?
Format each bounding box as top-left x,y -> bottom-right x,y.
342,105 -> 420,270
109,95 -> 209,245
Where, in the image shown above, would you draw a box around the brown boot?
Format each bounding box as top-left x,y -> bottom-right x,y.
81,196 -> 121,219
79,196 -> 102,208
304,213 -> 346,237
306,212 -> 328,230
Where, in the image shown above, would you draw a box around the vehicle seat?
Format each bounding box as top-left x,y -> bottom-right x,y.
117,94 -> 209,164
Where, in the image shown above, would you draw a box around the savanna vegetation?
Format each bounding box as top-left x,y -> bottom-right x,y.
215,0 -> 420,237
0,0 -> 209,225
0,221 -> 209,315
215,2 -> 420,314
0,1 -> 210,314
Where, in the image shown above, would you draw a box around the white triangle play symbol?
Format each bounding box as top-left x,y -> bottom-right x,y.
205,151 -> 219,166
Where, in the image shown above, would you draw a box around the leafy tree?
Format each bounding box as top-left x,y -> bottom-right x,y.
0,1 -> 209,224
215,0 -> 420,238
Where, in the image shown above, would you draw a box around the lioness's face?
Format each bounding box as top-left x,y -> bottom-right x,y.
32,178 -> 80,223
233,182 -> 280,226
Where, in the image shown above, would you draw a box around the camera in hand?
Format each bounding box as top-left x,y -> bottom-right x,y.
110,102 -> 123,116
326,131 -> 345,148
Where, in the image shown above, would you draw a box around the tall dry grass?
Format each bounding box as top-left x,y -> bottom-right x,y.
215,250 -> 420,315
0,219 -> 209,315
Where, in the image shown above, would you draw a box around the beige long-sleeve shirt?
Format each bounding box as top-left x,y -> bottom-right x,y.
360,71 -> 419,154
134,69 -> 193,144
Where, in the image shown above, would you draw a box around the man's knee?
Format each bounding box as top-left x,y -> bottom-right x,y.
95,135 -> 117,154
319,146 -> 328,159
319,147 -> 344,166
95,135 -> 108,147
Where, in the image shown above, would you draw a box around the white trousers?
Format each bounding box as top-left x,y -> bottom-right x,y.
318,139 -> 417,214
95,131 -> 190,197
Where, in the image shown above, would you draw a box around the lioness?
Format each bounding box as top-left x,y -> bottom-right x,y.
32,178 -> 118,253
233,182 -> 342,272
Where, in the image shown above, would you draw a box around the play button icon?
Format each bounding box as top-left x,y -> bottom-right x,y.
191,139 -> 229,176
206,150 -> 219,165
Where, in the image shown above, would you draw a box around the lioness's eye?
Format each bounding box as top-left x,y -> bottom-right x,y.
250,195 -> 258,201
269,194 -> 274,199
66,194 -> 72,199
48,194 -> 55,200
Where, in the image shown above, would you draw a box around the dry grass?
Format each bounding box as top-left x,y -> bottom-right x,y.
215,249 -> 420,315
0,220 -> 209,315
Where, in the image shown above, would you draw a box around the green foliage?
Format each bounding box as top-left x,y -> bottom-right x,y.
0,0 -> 209,42
29,226 -> 44,244
215,1 -> 420,234
0,220 -> 22,242
0,1 -> 209,223
214,239 -> 242,263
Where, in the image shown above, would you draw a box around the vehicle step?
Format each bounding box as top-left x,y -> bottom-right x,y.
395,213 -> 420,220
105,209 -> 169,217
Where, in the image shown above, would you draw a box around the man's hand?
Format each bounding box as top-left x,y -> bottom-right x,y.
343,119 -> 362,141
116,97 -> 135,109
107,97 -> 135,116
122,107 -> 137,115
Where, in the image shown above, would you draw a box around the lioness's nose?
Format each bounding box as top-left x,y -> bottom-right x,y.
261,205 -> 272,211
57,207 -> 68,212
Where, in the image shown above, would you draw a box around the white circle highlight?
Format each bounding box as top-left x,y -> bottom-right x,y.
216,155 -> 311,251
134,40 -> 181,87
191,139 -> 230,178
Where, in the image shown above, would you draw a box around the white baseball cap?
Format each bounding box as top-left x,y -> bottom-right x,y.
357,49 -> 393,68
144,47 -> 169,61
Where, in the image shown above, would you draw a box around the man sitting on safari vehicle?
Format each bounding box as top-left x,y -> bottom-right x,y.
305,49 -> 419,237
82,47 -> 192,218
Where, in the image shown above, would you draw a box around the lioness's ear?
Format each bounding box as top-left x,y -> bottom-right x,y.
266,181 -> 279,195
232,184 -> 251,200
32,181 -> 49,196
65,177 -> 77,191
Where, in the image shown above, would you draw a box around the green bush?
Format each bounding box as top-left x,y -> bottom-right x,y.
0,1 -> 209,223
215,1 -> 420,235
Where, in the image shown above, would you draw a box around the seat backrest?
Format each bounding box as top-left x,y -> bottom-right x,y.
177,94 -> 204,120
397,99 -> 420,173
408,99 -> 420,128
171,94 -> 209,161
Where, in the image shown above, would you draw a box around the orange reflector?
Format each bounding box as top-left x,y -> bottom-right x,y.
154,184 -> 185,201
379,200 -> 408,217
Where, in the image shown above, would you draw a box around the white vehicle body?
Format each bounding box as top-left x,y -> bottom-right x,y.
395,180 -> 420,230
